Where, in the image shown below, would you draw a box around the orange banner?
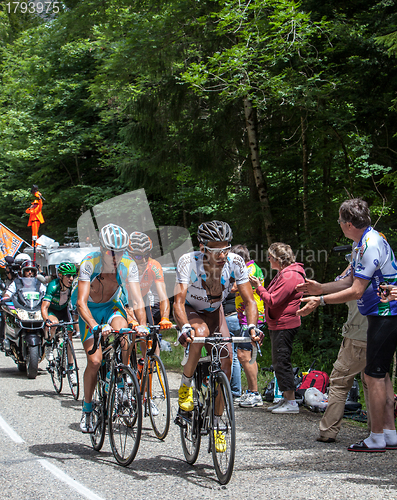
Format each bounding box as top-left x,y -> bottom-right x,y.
0,223 -> 24,268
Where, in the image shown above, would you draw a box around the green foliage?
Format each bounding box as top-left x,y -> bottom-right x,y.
1,0 -> 397,365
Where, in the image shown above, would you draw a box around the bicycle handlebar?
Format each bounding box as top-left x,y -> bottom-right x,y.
189,336 -> 258,365
87,327 -> 134,356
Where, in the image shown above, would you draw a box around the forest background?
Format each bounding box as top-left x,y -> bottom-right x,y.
1,0 -> 397,374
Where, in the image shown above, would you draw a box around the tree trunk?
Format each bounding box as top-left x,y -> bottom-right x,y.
301,115 -> 310,240
243,97 -> 273,246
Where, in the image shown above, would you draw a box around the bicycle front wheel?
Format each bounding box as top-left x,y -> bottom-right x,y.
147,354 -> 170,440
108,366 -> 142,466
211,370 -> 235,485
180,387 -> 201,464
90,372 -> 106,452
50,339 -> 64,394
66,338 -> 80,400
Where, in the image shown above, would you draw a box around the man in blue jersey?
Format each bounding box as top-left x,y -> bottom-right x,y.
297,198 -> 397,452
77,223 -> 146,433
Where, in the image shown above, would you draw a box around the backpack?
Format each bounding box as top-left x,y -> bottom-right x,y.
296,370 -> 329,397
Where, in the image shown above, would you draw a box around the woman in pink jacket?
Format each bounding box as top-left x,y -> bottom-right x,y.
250,242 -> 305,414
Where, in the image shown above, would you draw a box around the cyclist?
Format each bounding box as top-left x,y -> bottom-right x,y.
173,220 -> 261,451
126,231 -> 172,347
41,262 -> 78,384
76,223 -> 147,433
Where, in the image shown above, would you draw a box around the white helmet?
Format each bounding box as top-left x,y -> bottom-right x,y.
304,387 -> 328,409
15,253 -> 31,263
98,224 -> 129,251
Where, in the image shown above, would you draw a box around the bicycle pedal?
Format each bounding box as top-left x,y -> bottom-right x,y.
174,415 -> 187,429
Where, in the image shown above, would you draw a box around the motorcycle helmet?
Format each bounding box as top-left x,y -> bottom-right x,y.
197,220 -> 233,245
57,262 -> 77,276
21,260 -> 37,277
15,253 -> 31,263
98,224 -> 129,252
304,387 -> 328,410
128,231 -> 153,256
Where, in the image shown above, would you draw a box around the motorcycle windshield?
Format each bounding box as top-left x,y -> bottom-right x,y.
17,278 -> 42,309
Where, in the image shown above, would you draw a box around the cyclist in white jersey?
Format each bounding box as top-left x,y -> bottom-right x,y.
77,223 -> 146,433
173,221 -> 262,451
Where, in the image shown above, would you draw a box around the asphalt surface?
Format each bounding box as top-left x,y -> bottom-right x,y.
0,341 -> 396,500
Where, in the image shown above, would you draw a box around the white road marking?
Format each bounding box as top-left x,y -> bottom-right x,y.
0,413 -> 105,500
39,459 -> 106,500
0,414 -> 25,443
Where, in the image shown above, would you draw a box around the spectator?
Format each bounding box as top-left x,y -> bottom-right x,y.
230,244 -> 265,408
297,198 -> 397,452
250,242 -> 305,414
297,256 -> 370,442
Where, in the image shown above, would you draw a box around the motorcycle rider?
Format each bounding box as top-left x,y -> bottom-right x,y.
3,260 -> 46,300
41,262 -> 78,384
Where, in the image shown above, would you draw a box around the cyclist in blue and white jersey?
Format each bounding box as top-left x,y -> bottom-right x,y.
77,223 -> 146,433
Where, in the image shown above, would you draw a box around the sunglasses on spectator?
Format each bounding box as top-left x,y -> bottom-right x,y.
203,245 -> 231,257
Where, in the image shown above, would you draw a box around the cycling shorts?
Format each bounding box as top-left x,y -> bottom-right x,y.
185,304 -> 232,359
79,299 -> 127,344
48,306 -> 73,332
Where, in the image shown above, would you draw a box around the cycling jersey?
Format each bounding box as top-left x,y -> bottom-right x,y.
77,251 -> 140,342
235,260 -> 265,325
352,226 -> 397,316
176,251 -> 249,313
138,258 -> 165,297
43,278 -> 71,310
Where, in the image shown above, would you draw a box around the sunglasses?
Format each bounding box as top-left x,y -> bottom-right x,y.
203,245 -> 231,257
133,254 -> 149,261
63,274 -> 77,278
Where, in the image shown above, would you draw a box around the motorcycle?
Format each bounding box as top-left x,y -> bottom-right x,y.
1,277 -> 46,379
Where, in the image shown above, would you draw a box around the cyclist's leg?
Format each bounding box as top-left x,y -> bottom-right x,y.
107,301 -> 130,364
178,307 -> 209,412
82,335 -> 103,404
216,306 -> 232,416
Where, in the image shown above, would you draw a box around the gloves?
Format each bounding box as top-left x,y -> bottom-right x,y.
128,319 -> 139,329
248,324 -> 265,345
136,325 -> 150,335
159,317 -> 173,330
178,323 -> 194,347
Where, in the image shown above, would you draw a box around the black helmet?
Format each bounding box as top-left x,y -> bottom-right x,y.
128,231 -> 153,256
21,260 -> 37,276
197,220 -> 233,245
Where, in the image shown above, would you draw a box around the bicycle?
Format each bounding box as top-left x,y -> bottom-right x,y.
175,334 -> 258,485
88,327 -> 142,466
47,320 -> 80,400
130,325 -> 171,440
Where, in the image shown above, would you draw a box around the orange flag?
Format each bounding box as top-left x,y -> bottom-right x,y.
0,223 -> 24,268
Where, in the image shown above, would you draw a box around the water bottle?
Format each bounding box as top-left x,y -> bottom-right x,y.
59,339 -> 64,349
104,370 -> 111,394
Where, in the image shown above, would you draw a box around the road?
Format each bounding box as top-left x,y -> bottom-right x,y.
0,341 -> 396,500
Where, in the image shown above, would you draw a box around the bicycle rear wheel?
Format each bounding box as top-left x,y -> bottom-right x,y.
50,339 -> 64,394
147,354 -> 170,440
211,370 -> 235,485
180,387 -> 201,464
90,372 -> 106,451
108,366 -> 142,466
66,338 -> 79,400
